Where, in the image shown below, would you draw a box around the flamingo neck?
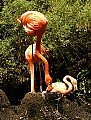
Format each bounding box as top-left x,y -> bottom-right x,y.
35,34 -> 49,75
35,34 -> 52,87
63,75 -> 77,90
65,81 -> 72,93
36,35 -> 42,52
35,50 -> 52,86
36,49 -> 49,75
63,78 -> 73,94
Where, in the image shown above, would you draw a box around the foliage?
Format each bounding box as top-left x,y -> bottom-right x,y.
0,0 -> 91,96
77,69 -> 91,94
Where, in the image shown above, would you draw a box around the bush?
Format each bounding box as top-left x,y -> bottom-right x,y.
0,0 -> 91,95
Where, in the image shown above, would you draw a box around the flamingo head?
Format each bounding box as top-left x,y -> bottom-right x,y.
16,11 -> 48,37
45,75 -> 52,91
16,11 -> 32,24
71,79 -> 78,91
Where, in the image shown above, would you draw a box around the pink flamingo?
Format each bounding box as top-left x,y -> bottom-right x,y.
16,11 -> 52,92
46,75 -> 78,95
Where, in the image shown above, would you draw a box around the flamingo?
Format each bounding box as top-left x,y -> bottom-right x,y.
42,75 -> 78,111
46,75 -> 78,95
16,11 -> 52,92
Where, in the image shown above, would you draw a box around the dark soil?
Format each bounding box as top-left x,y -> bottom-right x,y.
0,89 -> 91,120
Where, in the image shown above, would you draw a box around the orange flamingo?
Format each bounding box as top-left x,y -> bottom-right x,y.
16,11 -> 52,92
46,75 -> 78,95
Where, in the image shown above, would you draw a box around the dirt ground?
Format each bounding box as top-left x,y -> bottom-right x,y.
0,89 -> 91,120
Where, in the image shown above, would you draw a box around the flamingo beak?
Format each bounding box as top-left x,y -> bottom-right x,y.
74,85 -> 78,91
16,17 -> 22,23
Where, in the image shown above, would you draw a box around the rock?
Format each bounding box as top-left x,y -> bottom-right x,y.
0,89 -> 18,120
19,92 -> 91,120
19,92 -> 67,120
0,89 -> 10,109
0,90 -> 91,120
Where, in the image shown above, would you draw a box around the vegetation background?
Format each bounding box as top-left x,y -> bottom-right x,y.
0,0 -> 91,104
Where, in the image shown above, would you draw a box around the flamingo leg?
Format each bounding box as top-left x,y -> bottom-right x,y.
38,63 -> 42,92
29,62 -> 35,92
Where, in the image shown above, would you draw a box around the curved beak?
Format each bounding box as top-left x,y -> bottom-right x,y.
16,17 -> 21,23
74,85 -> 78,91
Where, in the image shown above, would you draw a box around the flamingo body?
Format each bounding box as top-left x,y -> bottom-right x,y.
47,75 -> 78,95
25,43 -> 46,63
50,82 -> 72,95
